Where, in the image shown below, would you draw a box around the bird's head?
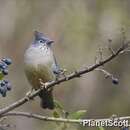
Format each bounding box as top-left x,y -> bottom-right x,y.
33,31 -> 54,46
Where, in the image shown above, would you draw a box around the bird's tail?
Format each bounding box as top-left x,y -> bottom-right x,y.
39,88 -> 54,109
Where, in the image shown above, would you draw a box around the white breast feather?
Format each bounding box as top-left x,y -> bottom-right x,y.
24,45 -> 53,68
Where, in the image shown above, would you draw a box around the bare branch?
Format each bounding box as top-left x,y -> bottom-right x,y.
0,42 -> 129,116
1,111 -> 130,126
95,68 -> 112,78
2,111 -> 81,123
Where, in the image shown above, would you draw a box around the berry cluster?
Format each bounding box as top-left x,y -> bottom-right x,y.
0,80 -> 11,97
0,58 -> 12,97
0,58 -> 12,76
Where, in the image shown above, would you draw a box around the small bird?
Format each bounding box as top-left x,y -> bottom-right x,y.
24,31 -> 62,109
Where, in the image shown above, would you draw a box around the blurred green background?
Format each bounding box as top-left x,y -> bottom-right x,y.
0,0 -> 130,130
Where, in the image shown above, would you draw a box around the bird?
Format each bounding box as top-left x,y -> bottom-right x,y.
24,31 -> 62,109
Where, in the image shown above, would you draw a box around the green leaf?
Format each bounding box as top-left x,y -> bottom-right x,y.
69,110 -> 87,119
98,126 -> 105,130
54,100 -> 63,110
53,110 -> 60,118
0,71 -> 3,80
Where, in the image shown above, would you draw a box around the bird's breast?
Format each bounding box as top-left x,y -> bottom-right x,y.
24,45 -> 53,67
24,45 -> 54,89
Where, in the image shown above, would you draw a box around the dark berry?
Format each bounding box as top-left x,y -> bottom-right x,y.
2,69 -> 8,75
0,62 -> 7,69
3,80 -> 11,90
6,82 -> 11,91
2,58 -> 12,65
0,63 -> 3,68
0,81 -> 5,87
3,80 -> 8,84
112,78 -> 119,85
0,87 -> 7,97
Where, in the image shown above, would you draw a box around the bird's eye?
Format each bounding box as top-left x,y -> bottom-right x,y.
39,39 -> 45,43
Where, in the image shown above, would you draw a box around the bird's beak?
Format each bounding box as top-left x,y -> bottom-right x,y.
47,40 -> 54,45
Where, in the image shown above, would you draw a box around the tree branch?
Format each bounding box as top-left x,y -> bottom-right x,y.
2,111 -> 81,123
1,111 -> 130,125
0,42 -> 129,116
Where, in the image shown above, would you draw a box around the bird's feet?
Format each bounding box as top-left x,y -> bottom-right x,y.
54,68 -> 68,81
25,88 -> 34,101
60,68 -> 68,80
39,79 -> 52,90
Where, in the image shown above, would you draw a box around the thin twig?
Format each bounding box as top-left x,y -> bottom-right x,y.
95,68 -> 112,78
0,43 -> 129,116
2,111 -> 81,123
2,111 -> 130,125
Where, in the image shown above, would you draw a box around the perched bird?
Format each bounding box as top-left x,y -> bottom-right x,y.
24,31 -> 61,109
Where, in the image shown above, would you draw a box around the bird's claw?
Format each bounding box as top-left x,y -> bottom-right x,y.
44,82 -> 50,89
60,68 -> 67,74
25,89 -> 34,100
60,68 -> 68,80
39,79 -> 51,90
